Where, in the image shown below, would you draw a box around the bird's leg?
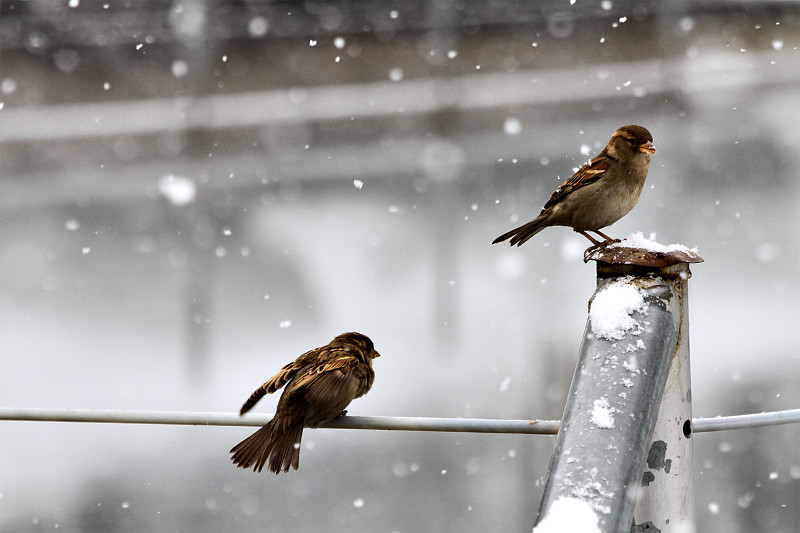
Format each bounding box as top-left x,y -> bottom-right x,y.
576,230 -> 604,246
591,229 -> 620,244
336,410 -> 348,418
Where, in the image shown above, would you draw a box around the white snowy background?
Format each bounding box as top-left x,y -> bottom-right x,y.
1,2 -> 798,532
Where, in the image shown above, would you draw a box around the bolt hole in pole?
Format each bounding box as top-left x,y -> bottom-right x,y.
682,419 -> 692,439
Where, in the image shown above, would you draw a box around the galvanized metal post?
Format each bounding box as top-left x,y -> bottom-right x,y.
534,246 -> 701,533
629,262 -> 695,533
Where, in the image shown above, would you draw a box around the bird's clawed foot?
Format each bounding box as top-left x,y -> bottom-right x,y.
336,410 -> 348,418
592,229 -> 620,245
577,230 -> 619,249
578,230 -> 621,261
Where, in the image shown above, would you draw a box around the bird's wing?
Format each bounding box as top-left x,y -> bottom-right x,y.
238,348 -> 320,415
288,353 -> 361,407
542,152 -> 612,210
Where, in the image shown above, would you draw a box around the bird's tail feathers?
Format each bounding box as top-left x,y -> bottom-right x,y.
492,216 -> 547,246
268,424 -> 303,474
230,419 -> 304,474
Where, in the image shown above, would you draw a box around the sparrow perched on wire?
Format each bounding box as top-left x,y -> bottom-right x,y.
493,125 -> 655,247
230,332 -> 380,474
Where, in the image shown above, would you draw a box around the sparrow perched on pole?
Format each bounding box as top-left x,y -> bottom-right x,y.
230,332 -> 380,474
493,125 -> 655,247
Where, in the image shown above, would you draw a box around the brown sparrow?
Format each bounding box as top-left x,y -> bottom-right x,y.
230,332 -> 379,474
493,125 -> 655,247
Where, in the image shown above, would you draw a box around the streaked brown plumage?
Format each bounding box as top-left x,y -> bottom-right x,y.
230,332 -> 379,474
493,125 -> 655,247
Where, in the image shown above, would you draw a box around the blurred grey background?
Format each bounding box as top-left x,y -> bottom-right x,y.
1,1 -> 798,531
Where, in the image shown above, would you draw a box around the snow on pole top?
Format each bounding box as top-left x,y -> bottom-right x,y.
609,231 -> 698,254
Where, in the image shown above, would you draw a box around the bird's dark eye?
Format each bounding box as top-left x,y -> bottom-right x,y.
627,137 -> 637,146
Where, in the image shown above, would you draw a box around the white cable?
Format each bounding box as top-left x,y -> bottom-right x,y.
2,407 -> 799,434
0,408 -> 560,434
691,408 -> 800,433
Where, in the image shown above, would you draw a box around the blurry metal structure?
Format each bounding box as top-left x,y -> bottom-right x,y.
535,248 -> 700,532
2,1 -> 798,210
3,50 -> 795,145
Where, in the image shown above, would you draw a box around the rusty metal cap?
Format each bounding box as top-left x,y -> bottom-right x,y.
585,243 -> 704,268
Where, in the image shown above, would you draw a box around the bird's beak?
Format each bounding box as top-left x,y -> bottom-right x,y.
639,142 -> 656,154
371,350 -> 380,359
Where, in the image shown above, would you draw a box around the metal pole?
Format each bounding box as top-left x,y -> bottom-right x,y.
535,248 -> 701,533
631,264 -> 695,532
